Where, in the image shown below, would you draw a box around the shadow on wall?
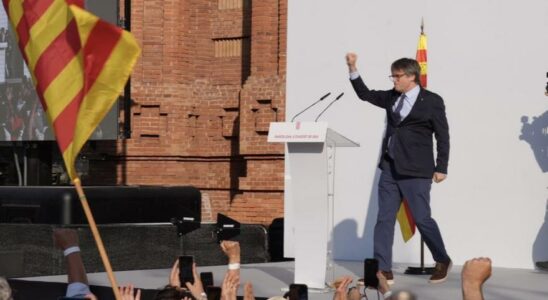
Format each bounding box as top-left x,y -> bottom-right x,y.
521,110 -> 548,265
332,167 -> 381,260
532,199 -> 548,264
519,110 -> 548,173
332,121 -> 388,260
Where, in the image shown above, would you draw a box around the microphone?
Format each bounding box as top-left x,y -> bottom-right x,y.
315,92 -> 344,122
291,92 -> 331,122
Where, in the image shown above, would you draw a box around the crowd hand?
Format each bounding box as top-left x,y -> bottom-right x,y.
243,282 -> 256,300
53,228 -> 79,250
375,271 -> 390,295
220,241 -> 241,263
185,263 -> 206,299
462,257 -> 492,288
348,286 -> 360,300
84,294 -> 98,300
333,276 -> 352,300
433,172 -> 447,183
169,259 -> 181,288
345,52 -> 358,72
119,284 -> 141,300
221,271 -> 240,300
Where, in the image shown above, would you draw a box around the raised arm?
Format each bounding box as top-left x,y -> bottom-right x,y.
462,257 -> 492,300
346,52 -> 392,109
53,228 -> 94,299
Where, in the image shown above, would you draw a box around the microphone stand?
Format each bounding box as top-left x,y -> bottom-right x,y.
315,93 -> 344,122
291,92 -> 331,122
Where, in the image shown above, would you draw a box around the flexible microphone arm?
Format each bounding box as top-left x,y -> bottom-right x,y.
315,92 -> 344,122
291,92 -> 331,122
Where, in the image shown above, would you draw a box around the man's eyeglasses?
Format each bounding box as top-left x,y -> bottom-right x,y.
388,74 -> 406,82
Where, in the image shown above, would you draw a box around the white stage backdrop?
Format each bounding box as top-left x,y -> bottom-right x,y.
285,0 -> 548,269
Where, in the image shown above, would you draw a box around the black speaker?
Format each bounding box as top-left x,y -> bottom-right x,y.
0,223 -> 269,278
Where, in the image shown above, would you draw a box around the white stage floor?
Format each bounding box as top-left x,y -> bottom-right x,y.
21,260 -> 548,300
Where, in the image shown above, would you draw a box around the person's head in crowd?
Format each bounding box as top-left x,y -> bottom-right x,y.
389,291 -> 416,300
154,285 -> 192,300
0,277 -> 13,300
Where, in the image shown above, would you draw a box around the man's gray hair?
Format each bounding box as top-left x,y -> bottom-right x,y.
0,277 -> 13,300
391,58 -> 422,85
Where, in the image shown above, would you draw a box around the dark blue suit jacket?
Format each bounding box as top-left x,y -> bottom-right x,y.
351,76 -> 449,178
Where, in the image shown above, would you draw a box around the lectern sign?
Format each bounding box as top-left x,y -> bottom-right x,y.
268,122 -> 328,143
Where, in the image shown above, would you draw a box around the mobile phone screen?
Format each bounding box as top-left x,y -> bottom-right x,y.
363,258 -> 379,288
179,255 -> 194,284
289,283 -> 308,300
200,271 -> 214,287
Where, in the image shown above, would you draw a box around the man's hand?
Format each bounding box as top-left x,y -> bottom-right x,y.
333,276 -> 352,300
169,259 -> 181,288
376,271 -> 390,295
462,257 -> 492,300
220,241 -> 240,263
119,284 -> 141,300
462,257 -> 492,288
53,228 -> 78,250
346,52 -> 358,73
184,263 -> 206,300
243,282 -> 256,300
433,172 -> 447,183
221,272 -> 240,300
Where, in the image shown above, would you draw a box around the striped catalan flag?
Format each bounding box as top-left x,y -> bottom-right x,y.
395,28 -> 427,243
416,32 -> 427,87
396,197 -> 416,242
3,0 -> 140,180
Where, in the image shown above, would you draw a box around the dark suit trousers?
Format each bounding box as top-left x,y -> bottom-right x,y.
374,156 -> 450,271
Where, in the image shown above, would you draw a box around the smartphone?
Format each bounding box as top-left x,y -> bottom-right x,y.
200,271 -> 214,287
179,255 -> 194,285
288,283 -> 308,300
363,258 -> 379,288
206,286 -> 222,300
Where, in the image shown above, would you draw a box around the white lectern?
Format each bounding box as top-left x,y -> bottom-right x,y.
268,122 -> 359,289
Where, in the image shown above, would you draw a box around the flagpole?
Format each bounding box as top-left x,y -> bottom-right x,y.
404,17 -> 435,276
73,178 -> 122,300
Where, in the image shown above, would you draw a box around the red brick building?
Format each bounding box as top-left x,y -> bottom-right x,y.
87,0 -> 287,224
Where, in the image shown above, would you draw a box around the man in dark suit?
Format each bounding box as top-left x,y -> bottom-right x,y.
346,53 -> 451,284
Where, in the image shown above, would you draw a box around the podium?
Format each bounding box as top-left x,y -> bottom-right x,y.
268,122 -> 359,289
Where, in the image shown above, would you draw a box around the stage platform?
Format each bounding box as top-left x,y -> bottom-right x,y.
18,260 -> 548,300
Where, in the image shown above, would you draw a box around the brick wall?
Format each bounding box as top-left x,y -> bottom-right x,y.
85,0 -> 287,225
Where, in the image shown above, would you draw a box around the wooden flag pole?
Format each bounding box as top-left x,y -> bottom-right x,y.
73,178 -> 122,300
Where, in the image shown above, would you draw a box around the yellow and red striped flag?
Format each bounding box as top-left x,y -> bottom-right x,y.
3,0 -> 140,181
416,30 -> 427,87
396,197 -> 416,242
395,27 -> 427,243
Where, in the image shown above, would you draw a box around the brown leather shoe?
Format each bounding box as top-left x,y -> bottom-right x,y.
536,261 -> 548,271
381,270 -> 394,285
429,260 -> 452,283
